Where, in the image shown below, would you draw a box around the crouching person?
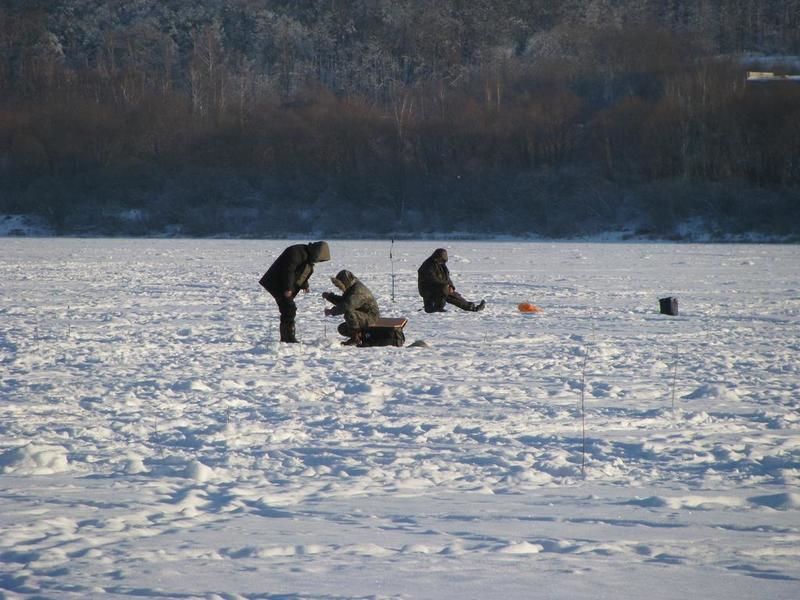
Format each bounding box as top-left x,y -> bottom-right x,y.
417,248 -> 485,313
323,270 -> 380,346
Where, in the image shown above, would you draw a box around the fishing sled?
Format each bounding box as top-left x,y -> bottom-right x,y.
361,317 -> 407,347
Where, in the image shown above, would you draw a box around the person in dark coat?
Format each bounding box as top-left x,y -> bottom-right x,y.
417,248 -> 485,313
259,241 -> 330,342
323,269 -> 381,346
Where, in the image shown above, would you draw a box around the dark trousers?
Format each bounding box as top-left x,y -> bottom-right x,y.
337,312 -> 373,338
274,295 -> 297,324
423,292 -> 474,313
337,322 -> 358,338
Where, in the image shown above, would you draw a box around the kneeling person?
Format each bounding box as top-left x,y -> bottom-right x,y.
417,248 -> 485,313
323,270 -> 380,346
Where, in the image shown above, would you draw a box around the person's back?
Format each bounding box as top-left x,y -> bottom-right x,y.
342,280 -> 381,324
260,242 -> 329,297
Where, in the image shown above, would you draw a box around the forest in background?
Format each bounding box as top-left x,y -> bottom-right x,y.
1,0 -> 799,238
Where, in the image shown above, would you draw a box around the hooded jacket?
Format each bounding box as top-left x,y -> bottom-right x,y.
259,241 -> 330,297
417,248 -> 454,299
325,270 -> 380,326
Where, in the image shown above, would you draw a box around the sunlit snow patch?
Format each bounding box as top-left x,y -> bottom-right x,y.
0,444 -> 70,475
683,383 -> 741,402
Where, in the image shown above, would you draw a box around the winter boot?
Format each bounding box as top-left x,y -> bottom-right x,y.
341,331 -> 362,346
280,322 -> 299,343
447,292 -> 479,312
472,300 -> 486,312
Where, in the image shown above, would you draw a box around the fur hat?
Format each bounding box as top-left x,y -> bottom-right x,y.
307,241 -> 331,263
331,269 -> 356,291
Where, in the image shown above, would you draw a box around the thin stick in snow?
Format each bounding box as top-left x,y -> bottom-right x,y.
389,238 -> 396,302
580,343 -> 589,479
671,343 -> 679,414
579,315 -> 596,480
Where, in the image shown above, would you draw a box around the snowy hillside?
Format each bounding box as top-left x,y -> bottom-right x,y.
0,239 -> 798,599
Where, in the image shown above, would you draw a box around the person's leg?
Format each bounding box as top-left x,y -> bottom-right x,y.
337,321 -> 361,346
340,313 -> 370,346
276,296 -> 298,342
446,291 -> 485,312
423,296 -> 447,313
337,322 -> 355,337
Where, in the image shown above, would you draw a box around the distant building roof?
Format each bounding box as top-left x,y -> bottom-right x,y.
746,71 -> 800,83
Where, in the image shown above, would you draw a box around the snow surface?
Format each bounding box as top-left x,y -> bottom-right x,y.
0,239 -> 798,600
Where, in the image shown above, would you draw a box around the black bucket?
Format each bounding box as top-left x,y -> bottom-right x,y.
659,296 -> 679,316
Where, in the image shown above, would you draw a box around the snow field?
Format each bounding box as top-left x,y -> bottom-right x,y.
0,239 -> 798,599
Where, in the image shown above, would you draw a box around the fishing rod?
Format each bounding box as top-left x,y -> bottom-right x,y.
390,238 -> 396,302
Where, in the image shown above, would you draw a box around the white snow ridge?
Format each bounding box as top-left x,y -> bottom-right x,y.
0,239 -> 798,599
0,444 -> 70,475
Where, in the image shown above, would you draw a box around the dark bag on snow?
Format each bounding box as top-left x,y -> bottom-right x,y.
659,296 -> 679,316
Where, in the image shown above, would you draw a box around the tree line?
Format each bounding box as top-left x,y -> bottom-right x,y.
1,0 -> 798,238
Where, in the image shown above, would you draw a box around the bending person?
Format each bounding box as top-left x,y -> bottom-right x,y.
417,248 -> 485,313
259,241 -> 330,342
323,270 -> 380,346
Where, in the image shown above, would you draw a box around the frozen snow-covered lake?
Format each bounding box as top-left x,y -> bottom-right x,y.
1,239 -> 798,600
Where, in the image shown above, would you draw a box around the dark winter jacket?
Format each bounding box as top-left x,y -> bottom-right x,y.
417,248 -> 454,299
324,270 -> 380,328
259,241 -> 330,298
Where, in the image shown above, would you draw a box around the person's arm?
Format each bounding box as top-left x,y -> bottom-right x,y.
323,288 -> 346,316
324,290 -> 345,316
280,248 -> 307,297
325,285 -> 360,317
426,263 -> 452,293
296,263 -> 313,293
441,264 -> 455,291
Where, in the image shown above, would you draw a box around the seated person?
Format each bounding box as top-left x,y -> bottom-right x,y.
323,270 -> 381,346
417,248 -> 485,313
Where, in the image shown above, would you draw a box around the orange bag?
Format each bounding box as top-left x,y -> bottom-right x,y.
518,302 -> 542,313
